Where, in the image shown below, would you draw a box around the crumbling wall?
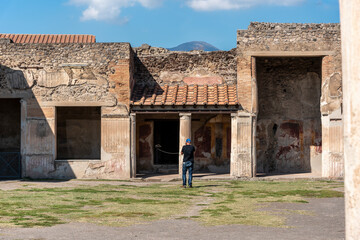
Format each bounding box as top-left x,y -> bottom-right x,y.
237,22 -> 342,113
256,57 -> 322,173
0,43 -> 131,105
134,46 -> 237,86
0,42 -> 133,179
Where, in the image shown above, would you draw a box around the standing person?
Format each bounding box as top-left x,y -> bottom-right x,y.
181,138 -> 195,188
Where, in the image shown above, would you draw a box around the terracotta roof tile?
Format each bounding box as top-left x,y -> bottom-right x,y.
131,83 -> 239,107
0,34 -> 96,43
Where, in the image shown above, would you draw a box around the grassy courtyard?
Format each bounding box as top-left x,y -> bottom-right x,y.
0,180 -> 343,228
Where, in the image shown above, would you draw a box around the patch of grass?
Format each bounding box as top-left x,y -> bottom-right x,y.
26,187 -> 126,194
0,179 -> 343,228
202,205 -> 232,216
196,179 -> 343,227
200,198 -> 285,227
0,183 -> 198,228
105,197 -> 180,205
98,211 -> 155,218
238,189 -> 343,198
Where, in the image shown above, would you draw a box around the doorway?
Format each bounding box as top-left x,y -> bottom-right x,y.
153,120 -> 179,165
0,99 -> 21,179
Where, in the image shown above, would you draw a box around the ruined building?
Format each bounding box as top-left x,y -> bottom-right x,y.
0,22 -> 343,179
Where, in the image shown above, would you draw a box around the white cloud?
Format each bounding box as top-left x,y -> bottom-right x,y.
186,0 -> 305,11
69,0 -> 304,22
69,0 -> 163,21
137,0 -> 163,8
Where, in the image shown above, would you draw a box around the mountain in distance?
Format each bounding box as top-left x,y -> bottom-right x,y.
168,41 -> 220,52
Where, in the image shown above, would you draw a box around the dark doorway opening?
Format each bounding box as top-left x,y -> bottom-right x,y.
56,107 -> 101,160
0,99 -> 21,179
153,120 -> 179,165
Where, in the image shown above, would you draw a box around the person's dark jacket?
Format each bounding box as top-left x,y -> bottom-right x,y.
181,145 -> 195,163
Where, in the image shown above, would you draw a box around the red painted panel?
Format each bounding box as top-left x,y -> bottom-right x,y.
139,124 -> 152,158
194,126 -> 211,158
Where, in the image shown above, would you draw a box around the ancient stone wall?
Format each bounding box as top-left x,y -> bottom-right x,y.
239,22 -> 340,51
0,43 -> 130,105
133,45 -> 237,86
236,22 -> 342,177
237,22 -> 342,114
0,42 -> 133,179
0,22 -> 344,179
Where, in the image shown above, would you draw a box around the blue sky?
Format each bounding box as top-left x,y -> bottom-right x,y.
0,0 -> 339,50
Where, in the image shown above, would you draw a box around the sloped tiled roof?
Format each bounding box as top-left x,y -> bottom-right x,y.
0,34 -> 96,43
131,84 -> 239,107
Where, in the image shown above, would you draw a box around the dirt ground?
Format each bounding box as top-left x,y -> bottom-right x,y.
0,180 -> 344,240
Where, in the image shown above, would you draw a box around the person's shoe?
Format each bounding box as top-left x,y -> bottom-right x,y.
189,185 -> 193,188
181,185 -> 186,188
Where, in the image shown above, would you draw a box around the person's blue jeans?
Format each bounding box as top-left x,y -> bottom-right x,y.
182,162 -> 193,186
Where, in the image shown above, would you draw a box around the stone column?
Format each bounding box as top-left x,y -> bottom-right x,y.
230,112 -> 255,177
251,56 -> 258,177
179,113 -> 191,177
321,54 -> 344,178
340,1 -> 360,239
130,113 -> 136,178
230,113 -> 239,177
321,114 -> 330,177
322,109 -> 344,178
